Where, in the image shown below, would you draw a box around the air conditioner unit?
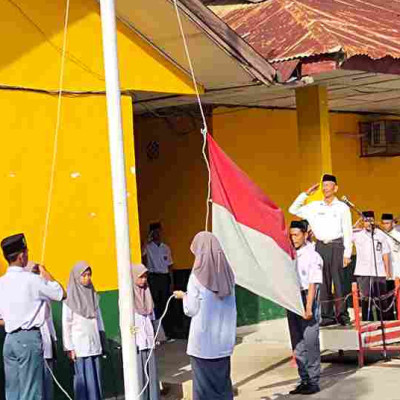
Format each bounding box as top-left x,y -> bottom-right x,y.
359,120 -> 400,157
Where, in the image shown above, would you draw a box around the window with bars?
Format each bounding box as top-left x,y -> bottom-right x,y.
360,120 -> 400,157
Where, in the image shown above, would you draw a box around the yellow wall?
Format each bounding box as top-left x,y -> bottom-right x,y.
0,0 -> 201,288
212,108 -> 301,220
330,114 -> 400,217
133,107 -> 400,272
296,85 -> 332,187
0,0 -> 197,94
0,92 -> 140,290
135,115 -> 208,269
212,107 -> 400,225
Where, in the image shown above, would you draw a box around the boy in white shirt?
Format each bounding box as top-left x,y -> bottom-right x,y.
25,261 -> 58,400
143,222 -> 174,338
0,234 -> 65,400
287,221 -> 323,396
353,211 -> 391,321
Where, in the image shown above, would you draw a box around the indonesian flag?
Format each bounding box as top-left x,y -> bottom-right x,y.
208,134 -> 304,316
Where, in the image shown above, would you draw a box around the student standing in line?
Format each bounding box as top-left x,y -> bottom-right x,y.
0,233 -> 65,400
353,211 -> 391,321
62,261 -> 105,400
287,221 -> 323,396
142,222 -> 174,339
174,232 -> 237,400
25,261 -> 58,400
133,264 -> 160,400
380,213 -> 400,319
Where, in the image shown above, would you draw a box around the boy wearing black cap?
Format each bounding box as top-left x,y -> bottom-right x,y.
0,233 -> 65,400
353,212 -> 391,321
289,174 -> 353,326
287,221 -> 323,395
142,222 -> 174,338
381,213 -> 400,283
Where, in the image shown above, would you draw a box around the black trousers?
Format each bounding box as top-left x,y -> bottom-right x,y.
148,273 -> 172,336
315,240 -> 349,322
357,276 -> 392,321
387,280 -> 396,320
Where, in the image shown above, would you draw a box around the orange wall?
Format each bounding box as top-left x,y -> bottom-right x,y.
135,114 -> 208,269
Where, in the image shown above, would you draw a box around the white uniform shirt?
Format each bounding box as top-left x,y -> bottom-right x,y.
289,193 -> 353,258
0,267 -> 63,333
353,229 -> 390,277
62,303 -> 105,358
386,229 -> 400,279
183,274 -> 236,359
296,243 -> 323,290
143,242 -> 173,274
135,312 -> 155,351
41,303 -> 57,359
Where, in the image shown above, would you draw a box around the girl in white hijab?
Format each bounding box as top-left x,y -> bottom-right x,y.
62,261 -> 105,400
132,264 -> 160,400
174,232 -> 237,400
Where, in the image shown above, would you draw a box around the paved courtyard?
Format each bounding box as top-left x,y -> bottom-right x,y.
158,318 -> 400,400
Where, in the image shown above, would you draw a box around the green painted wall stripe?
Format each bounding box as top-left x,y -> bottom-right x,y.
236,286 -> 285,326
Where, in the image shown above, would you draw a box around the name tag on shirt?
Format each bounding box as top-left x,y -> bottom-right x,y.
376,241 -> 382,252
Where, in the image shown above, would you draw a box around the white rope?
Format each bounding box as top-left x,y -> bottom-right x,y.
172,0 -> 212,232
40,0 -> 70,265
137,294 -> 175,399
44,359 -> 74,400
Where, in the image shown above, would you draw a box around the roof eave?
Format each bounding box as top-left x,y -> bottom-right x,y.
175,0 -> 277,84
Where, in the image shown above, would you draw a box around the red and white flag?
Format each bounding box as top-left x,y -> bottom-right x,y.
208,134 -> 304,316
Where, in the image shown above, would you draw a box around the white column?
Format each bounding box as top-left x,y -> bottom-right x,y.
99,0 -> 139,398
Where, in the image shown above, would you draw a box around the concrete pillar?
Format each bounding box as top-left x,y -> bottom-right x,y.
295,85 -> 332,188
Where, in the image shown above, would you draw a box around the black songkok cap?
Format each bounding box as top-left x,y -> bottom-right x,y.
300,219 -> 309,231
382,213 -> 394,221
362,211 -> 375,219
149,222 -> 162,232
1,234 -> 27,258
322,174 -> 337,184
290,220 -> 307,232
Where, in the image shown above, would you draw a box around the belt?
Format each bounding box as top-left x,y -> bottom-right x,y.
9,327 -> 40,334
148,272 -> 169,276
317,237 -> 343,245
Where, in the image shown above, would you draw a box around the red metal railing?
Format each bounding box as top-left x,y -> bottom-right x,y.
352,278 -> 400,367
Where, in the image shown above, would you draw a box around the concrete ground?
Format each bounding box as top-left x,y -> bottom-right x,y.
157,318 -> 400,400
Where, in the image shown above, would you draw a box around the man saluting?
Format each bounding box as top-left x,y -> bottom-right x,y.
289,174 -> 353,326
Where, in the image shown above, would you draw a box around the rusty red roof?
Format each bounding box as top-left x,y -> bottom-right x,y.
210,0 -> 400,62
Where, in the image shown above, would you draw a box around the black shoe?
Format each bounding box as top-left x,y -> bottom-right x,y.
320,319 -> 336,327
289,383 -> 308,395
300,384 -> 320,395
338,317 -> 351,326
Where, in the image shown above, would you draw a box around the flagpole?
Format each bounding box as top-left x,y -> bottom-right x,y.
99,0 -> 140,398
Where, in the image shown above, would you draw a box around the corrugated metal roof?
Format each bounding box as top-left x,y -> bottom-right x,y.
209,0 -> 400,62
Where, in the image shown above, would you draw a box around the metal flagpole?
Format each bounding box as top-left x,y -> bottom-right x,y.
99,0 -> 140,397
